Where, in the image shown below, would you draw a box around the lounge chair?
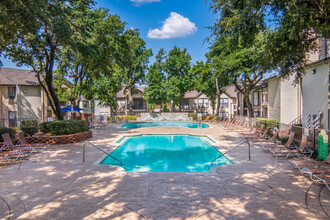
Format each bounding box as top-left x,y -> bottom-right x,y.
257,128 -> 279,144
270,135 -> 313,159
203,116 -> 210,122
210,117 -> 217,123
237,126 -> 254,134
224,120 -> 241,130
2,133 -> 35,155
17,131 -> 48,151
301,167 -> 330,176
261,131 -> 296,152
311,174 -> 330,190
229,121 -> 247,132
253,127 -> 270,142
290,153 -> 330,170
241,127 -> 262,140
0,150 -> 21,163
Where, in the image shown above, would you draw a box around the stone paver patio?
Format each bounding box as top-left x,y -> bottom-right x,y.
0,124 -> 329,219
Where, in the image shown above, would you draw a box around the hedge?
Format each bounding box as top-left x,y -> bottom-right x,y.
115,115 -> 137,121
256,118 -> 277,130
39,120 -> 89,136
20,120 -> 39,136
0,127 -> 16,142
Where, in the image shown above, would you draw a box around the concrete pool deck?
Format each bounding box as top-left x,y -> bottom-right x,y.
0,124 -> 329,219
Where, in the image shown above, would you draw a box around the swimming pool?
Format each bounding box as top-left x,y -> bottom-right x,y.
121,122 -> 210,129
101,135 -> 232,172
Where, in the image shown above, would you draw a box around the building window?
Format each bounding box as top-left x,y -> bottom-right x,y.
220,98 -> 229,108
181,98 -> 189,110
100,102 -> 108,108
60,101 -> 66,106
8,111 -> 17,127
254,111 -> 260,118
133,99 -> 144,109
83,101 -> 88,108
253,91 -> 260,106
8,87 -> 16,104
198,98 -> 209,108
219,112 -> 228,117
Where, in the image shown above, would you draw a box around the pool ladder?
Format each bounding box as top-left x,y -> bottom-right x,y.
83,142 -> 126,168
209,139 -> 251,169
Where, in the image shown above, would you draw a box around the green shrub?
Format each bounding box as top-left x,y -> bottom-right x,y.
0,127 -> 16,142
115,115 -> 137,121
188,113 -> 198,120
39,120 -> 89,136
256,118 -> 277,130
39,122 -> 50,133
20,120 -> 39,136
163,105 -> 170,112
202,115 -> 216,120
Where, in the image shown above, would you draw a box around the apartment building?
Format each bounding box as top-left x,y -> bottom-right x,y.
94,86 -> 237,118
237,80 -> 268,118
301,38 -> 330,130
0,68 -> 48,127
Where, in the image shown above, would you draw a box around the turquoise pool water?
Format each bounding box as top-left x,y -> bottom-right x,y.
101,135 -> 232,172
121,122 -> 209,129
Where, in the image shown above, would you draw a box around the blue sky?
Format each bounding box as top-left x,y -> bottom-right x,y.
1,0 -> 215,70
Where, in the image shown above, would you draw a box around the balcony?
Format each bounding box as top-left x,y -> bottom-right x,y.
181,104 -> 197,111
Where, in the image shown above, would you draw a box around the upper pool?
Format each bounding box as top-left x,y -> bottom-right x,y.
121,122 -> 210,129
101,135 -> 232,172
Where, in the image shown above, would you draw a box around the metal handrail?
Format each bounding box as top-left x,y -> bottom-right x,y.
83,142 -> 125,168
209,139 -> 251,169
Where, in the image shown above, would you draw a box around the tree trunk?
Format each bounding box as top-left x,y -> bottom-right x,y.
127,88 -> 133,114
215,77 -> 220,116
243,93 -> 254,118
45,68 -> 63,121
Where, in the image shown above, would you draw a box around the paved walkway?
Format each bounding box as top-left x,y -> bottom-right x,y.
0,124 -> 329,219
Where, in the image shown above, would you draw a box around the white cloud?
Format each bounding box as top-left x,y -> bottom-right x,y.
147,12 -> 197,39
130,0 -> 161,4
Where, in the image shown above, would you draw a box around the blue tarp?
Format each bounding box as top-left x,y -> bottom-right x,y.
61,106 -> 85,112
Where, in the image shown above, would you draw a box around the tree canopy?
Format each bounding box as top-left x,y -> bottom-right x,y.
209,0 -> 330,77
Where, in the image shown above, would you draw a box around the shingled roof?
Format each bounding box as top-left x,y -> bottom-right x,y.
225,86 -> 236,98
0,68 -> 39,86
184,90 -> 201,98
116,87 -> 145,98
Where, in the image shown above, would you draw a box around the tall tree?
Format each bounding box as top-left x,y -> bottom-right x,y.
208,32 -> 270,117
144,64 -> 167,109
192,61 -> 228,115
91,70 -> 122,119
57,8 -> 126,107
0,0 -> 95,120
209,0 -> 330,77
164,46 -> 193,111
120,29 -> 152,115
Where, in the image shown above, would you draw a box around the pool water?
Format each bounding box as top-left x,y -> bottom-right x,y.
121,122 -> 209,129
101,135 -> 232,172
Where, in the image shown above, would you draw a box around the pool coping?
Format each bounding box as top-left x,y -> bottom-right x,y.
118,121 -> 213,129
93,133 -> 234,174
